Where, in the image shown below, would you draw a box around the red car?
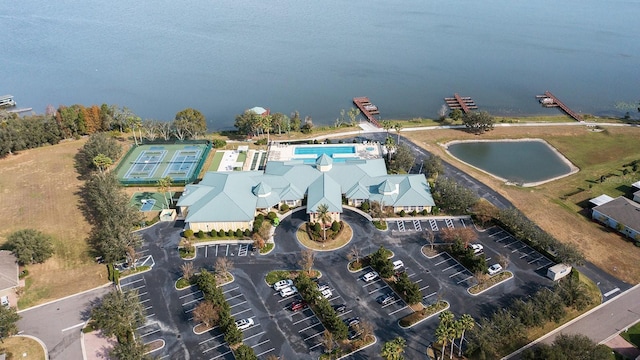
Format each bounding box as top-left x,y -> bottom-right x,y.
290,301 -> 308,312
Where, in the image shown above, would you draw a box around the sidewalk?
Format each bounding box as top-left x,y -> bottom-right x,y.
83,330 -> 116,360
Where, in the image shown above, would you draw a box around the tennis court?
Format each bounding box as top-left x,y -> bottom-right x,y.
115,142 -> 211,186
130,192 -> 167,211
140,199 -> 156,211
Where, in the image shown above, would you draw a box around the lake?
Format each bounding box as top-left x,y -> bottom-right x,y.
1,0 -> 639,130
446,140 -> 577,186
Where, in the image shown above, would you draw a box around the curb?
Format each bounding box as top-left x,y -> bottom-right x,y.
468,271 -> 514,296
18,282 -> 113,313
398,301 -> 450,329
12,334 -> 49,360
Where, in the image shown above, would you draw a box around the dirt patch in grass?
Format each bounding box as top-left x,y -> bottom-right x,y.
0,139 -> 109,308
405,125 -> 640,284
0,335 -> 46,360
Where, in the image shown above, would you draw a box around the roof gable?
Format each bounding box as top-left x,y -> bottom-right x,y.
307,173 -> 342,213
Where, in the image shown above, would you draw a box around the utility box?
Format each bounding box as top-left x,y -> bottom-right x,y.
547,264 -> 572,281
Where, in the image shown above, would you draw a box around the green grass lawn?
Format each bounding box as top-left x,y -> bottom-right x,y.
236,151 -> 247,169
209,151 -> 224,171
620,321 -> 640,348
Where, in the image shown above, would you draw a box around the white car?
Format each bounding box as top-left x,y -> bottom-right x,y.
362,271 -> 379,282
1,296 -> 9,307
488,264 -> 503,275
392,260 -> 404,270
279,285 -> 298,297
319,288 -> 333,299
235,318 -> 254,330
470,243 -> 484,254
273,279 -> 294,291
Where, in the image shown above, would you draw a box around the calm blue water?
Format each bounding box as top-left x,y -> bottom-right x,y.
294,145 -> 356,156
447,141 -> 572,184
2,1 -> 639,130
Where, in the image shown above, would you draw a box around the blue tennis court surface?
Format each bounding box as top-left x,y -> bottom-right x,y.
162,149 -> 202,179
140,199 -> 156,211
124,150 -> 167,179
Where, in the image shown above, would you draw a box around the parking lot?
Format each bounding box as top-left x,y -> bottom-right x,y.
120,275 -> 166,355
196,243 -> 253,258
484,227 -> 555,273
389,217 -> 470,233
179,282 -> 275,359
425,252 -> 477,287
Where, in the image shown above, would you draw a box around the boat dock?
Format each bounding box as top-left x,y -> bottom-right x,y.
0,95 -> 16,108
353,97 -> 381,128
7,108 -> 33,114
444,93 -> 478,114
536,91 -> 583,122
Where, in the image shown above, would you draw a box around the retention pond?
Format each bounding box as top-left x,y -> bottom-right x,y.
445,139 -> 578,186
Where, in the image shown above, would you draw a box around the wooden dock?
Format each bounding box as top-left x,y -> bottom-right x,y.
444,93 -> 478,114
353,97 -> 381,128
536,91 -> 583,122
7,107 -> 32,114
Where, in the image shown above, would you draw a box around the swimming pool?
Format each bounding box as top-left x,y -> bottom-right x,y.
294,145 -> 356,156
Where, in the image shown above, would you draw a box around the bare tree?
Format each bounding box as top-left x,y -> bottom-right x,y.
348,246 -> 361,265
142,119 -> 159,141
252,233 -> 265,251
440,227 -> 477,247
298,249 -> 315,276
474,270 -> 488,285
498,254 -> 510,270
193,301 -> 220,328
321,329 -> 334,353
360,320 -> 374,341
181,262 -> 195,282
214,258 -> 233,281
423,228 -> 435,251
125,246 -> 140,270
157,121 -> 172,140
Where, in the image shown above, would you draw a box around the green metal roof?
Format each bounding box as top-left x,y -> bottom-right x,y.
306,174 -> 342,213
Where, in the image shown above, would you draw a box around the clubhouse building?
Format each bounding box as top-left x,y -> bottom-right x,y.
176,143 -> 435,232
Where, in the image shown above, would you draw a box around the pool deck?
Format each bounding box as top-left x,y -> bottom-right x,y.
267,142 -> 383,162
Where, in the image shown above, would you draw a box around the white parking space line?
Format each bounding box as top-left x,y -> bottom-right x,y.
369,286 -> 388,295
182,296 -> 204,306
413,278 -> 423,284
362,279 -> 382,288
449,270 -> 464,278
179,291 -> 202,299
413,219 -> 422,231
445,218 -> 454,228
225,244 -> 229,256
489,230 -> 505,237
208,350 -> 232,359
140,298 -> 151,304
128,285 -> 146,292
338,310 -> 352,317
255,347 -> 275,357
388,305 -> 409,316
231,308 -> 251,317
457,276 -> 474,284
145,313 -> 155,318
202,342 -> 226,353
293,315 -> 316,325
495,236 -> 511,243
121,277 -> 144,286
144,305 -> 153,311
604,288 -> 620,297
419,285 -> 430,291
251,338 -> 270,348
226,293 -> 243,301
382,299 -> 403,308
441,264 -> 458,272
397,220 -> 405,232
309,342 -> 324,350
300,323 -> 323,333
536,264 -> 549,271
140,329 -> 160,338
503,241 -> 518,248
528,256 -> 544,264
423,292 -> 437,299
434,259 -> 449,266
136,322 -> 156,331
222,286 -> 239,294
137,291 -> 148,297
243,331 -> 265,341
520,253 -> 529,259
460,219 -> 467,228
61,322 -> 85,332
229,300 -> 248,308
199,333 -> 223,345
215,245 -> 219,256
278,296 -> 297,303
303,332 -> 324,341
485,257 -> 492,262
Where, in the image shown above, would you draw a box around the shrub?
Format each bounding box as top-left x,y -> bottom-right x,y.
313,222 -> 322,233
361,201 -> 370,212
197,230 -> 205,239
244,229 -> 251,237
399,210 -> 406,217
210,230 -> 217,237
280,203 -> 290,212
5,229 -> 54,265
212,139 -> 227,148
235,229 -> 243,237
183,229 -> 194,238
267,211 -> 277,220
331,221 -> 340,232
218,230 -> 225,237
254,138 -> 268,146
225,230 -> 232,237
411,210 -> 417,217
421,209 -> 429,215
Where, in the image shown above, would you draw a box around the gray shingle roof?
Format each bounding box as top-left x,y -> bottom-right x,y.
593,196 -> 640,233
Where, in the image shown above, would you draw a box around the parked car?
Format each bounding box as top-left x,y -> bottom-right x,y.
317,284 -> 330,292
279,285 -> 298,297
1,296 -> 9,307
273,279 -> 294,291
343,317 -> 360,328
332,304 -> 346,313
319,288 -> 333,299
376,293 -> 396,305
235,318 -> 254,330
392,260 -> 404,270
290,300 -> 308,312
488,264 -> 503,275
470,243 -> 484,254
362,271 -> 379,282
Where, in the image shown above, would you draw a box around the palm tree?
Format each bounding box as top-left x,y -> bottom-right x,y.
385,136 -> 396,162
435,323 -> 451,360
382,120 -> 392,135
450,320 -> 462,359
381,337 -> 406,360
316,203 -> 331,241
157,176 -> 173,209
457,314 -> 475,357
394,123 -> 403,144
436,311 -> 455,359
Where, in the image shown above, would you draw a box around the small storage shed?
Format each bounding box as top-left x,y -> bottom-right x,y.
547,263 -> 572,281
